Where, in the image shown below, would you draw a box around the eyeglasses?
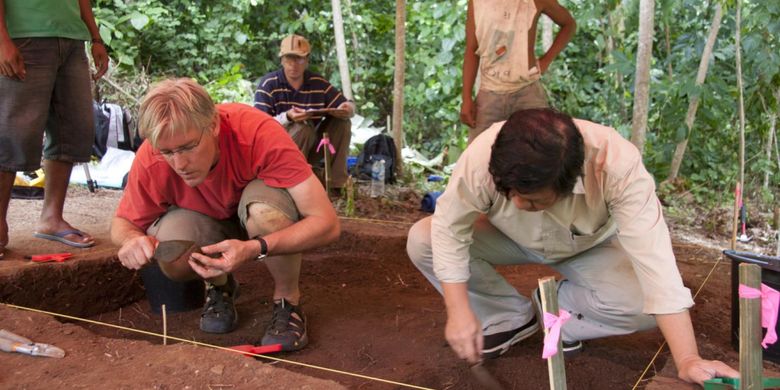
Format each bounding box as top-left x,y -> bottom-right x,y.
283,55 -> 308,65
154,131 -> 204,159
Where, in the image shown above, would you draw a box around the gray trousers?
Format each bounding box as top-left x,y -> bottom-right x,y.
406,216 -> 657,341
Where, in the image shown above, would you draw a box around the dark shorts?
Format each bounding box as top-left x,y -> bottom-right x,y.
0,38 -> 94,172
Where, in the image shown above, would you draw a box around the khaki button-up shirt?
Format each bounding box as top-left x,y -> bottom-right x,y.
431,119 -> 694,314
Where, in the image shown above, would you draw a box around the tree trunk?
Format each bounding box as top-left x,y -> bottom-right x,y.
765,112 -> 777,188
608,5 -> 627,120
775,89 -> 780,183
629,0 -> 655,154
731,0 -> 746,250
331,0 -> 353,100
392,0 -> 406,175
344,0 -> 362,83
664,21 -> 673,78
667,3 -> 723,182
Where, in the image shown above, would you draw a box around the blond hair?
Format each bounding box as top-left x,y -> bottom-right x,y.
138,78 -> 217,146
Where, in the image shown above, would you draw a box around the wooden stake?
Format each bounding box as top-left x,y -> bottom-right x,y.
162,304 -> 168,346
738,263 -> 761,390
539,276 -> 567,390
322,132 -> 331,194
345,175 -> 355,216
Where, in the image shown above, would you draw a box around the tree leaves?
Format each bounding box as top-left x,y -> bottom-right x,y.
93,0 -> 779,197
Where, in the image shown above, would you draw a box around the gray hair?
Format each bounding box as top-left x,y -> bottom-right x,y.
138,78 -> 217,146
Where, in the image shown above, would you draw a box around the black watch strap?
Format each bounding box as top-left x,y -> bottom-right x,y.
254,236 -> 268,261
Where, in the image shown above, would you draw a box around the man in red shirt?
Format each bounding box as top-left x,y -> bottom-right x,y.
111,78 -> 339,351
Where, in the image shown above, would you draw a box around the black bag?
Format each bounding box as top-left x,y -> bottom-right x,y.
356,133 -> 397,184
93,101 -> 141,159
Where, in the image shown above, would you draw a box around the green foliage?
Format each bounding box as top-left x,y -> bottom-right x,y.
94,0 -> 779,207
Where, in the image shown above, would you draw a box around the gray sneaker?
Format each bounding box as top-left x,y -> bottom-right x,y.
199,274 -> 239,334
261,298 -> 308,351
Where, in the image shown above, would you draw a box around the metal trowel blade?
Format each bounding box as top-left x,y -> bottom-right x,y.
470,362 -> 505,390
153,240 -> 199,264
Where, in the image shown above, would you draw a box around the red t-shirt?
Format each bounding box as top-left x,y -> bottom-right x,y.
115,103 -> 312,230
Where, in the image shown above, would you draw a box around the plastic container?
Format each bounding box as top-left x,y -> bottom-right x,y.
370,159 -> 385,198
347,156 -> 358,170
139,263 -> 205,314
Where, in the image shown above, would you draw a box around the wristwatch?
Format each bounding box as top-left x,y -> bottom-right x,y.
253,236 -> 268,261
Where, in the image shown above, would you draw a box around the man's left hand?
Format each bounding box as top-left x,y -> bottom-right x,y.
677,357 -> 739,385
188,239 -> 256,279
91,43 -> 108,80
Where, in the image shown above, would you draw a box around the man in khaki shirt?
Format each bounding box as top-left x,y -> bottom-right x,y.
406,109 -> 737,385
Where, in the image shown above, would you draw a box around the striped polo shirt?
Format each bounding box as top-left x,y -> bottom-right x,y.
253,69 -> 347,122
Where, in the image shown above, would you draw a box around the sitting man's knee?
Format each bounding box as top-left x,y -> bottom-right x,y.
602,287 -> 645,316
247,202 -> 295,236
406,218 -> 433,265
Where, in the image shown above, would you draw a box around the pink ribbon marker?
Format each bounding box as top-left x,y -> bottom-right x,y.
317,138 -> 336,155
542,309 -> 571,359
739,283 -> 780,348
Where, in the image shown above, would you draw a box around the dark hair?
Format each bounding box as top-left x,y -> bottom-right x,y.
488,108 -> 584,197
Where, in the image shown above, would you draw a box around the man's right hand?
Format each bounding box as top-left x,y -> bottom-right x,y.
117,235 -> 158,270
0,38 -> 25,80
286,107 -> 312,122
445,306 -> 484,364
460,98 -> 477,128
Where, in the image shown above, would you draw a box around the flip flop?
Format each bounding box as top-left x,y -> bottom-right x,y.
33,229 -> 95,248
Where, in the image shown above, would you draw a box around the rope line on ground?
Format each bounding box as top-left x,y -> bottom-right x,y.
631,254 -> 725,389
339,216 -> 414,226
1,303 -> 433,390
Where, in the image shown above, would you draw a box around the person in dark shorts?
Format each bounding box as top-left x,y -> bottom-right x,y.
0,0 -> 108,258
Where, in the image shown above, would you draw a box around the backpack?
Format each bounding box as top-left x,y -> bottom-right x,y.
93,101 -> 141,159
356,133 -> 397,184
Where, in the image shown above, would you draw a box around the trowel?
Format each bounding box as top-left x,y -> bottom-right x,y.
470,361 -> 505,390
0,329 -> 65,358
153,240 -> 200,265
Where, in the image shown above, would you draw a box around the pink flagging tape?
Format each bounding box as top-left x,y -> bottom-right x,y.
739,283 -> 780,348
316,138 -> 336,154
542,309 -> 571,359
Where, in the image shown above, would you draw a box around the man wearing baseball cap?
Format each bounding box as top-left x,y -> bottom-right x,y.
254,34 -> 355,196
